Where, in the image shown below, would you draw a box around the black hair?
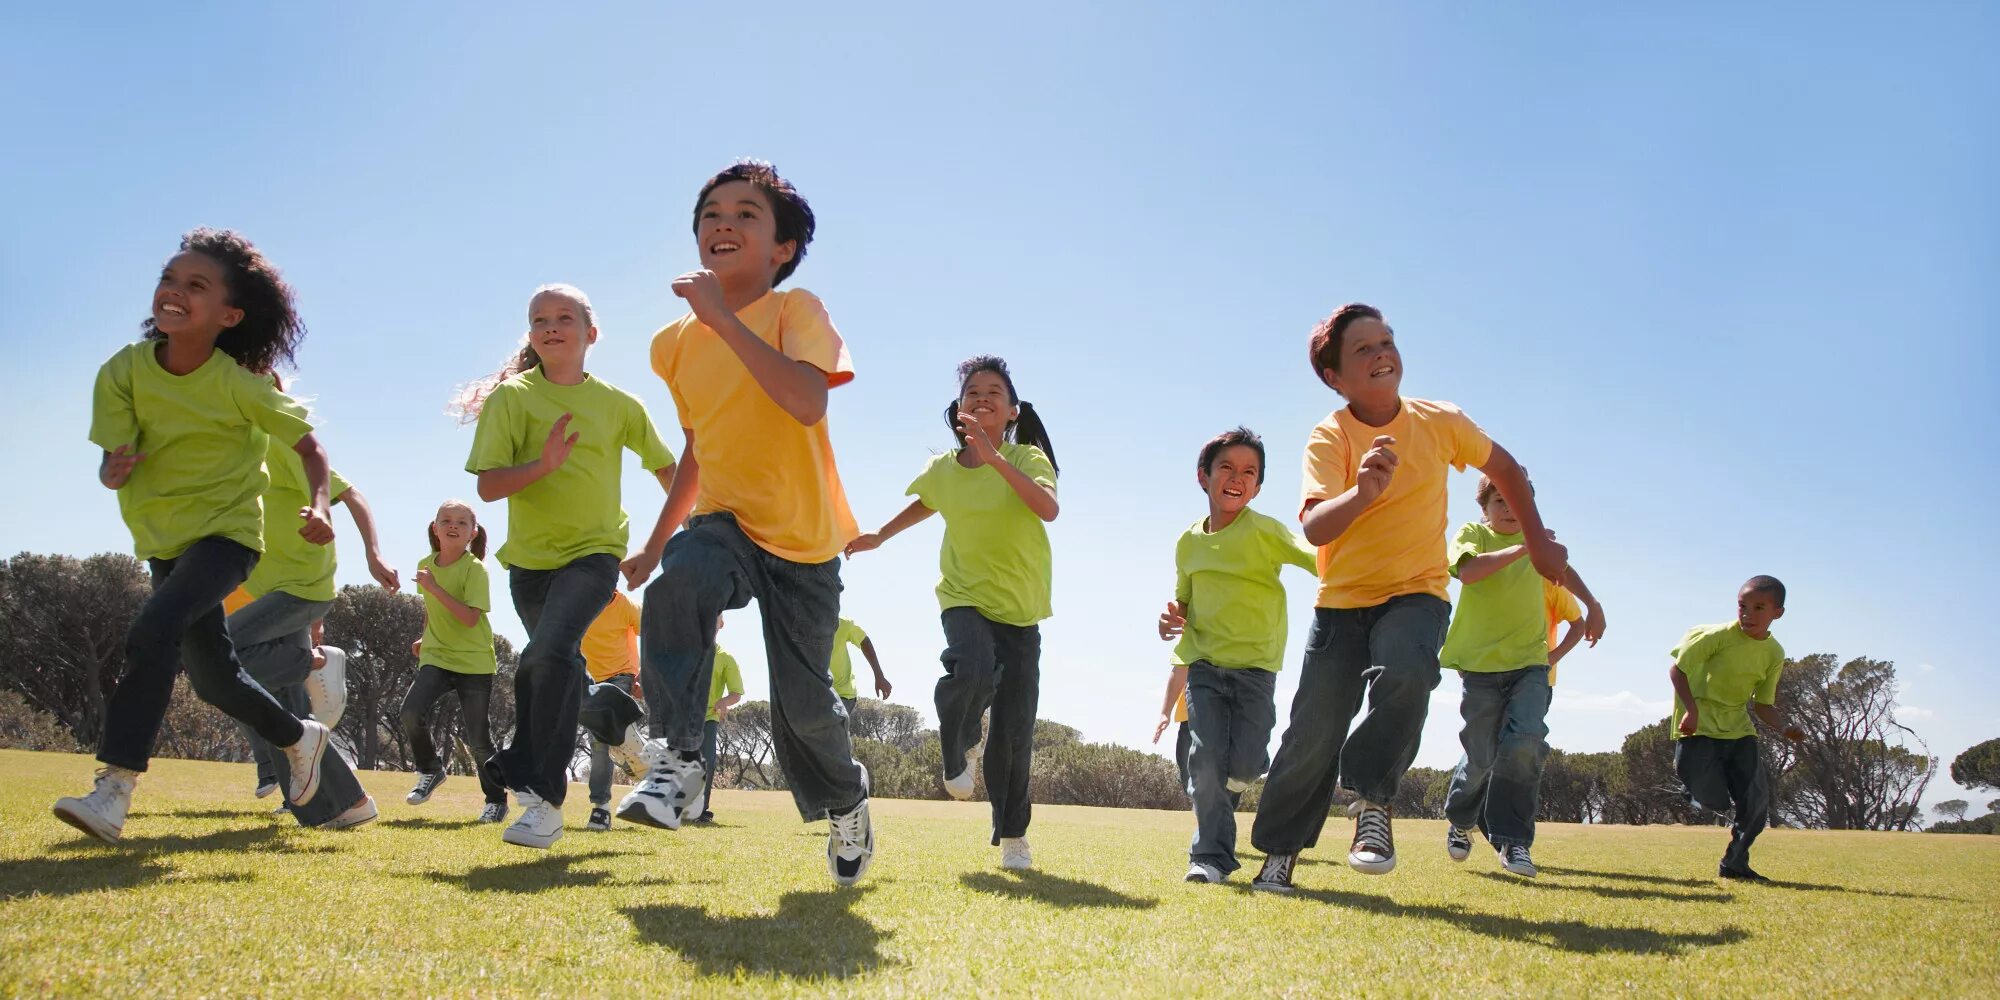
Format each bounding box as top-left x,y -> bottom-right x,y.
1308,302 -> 1386,392
944,355 -> 1059,474
1742,575 -> 1787,608
1197,427 -> 1265,488
693,160 -> 816,286
143,227 -> 305,375
428,500 -> 488,561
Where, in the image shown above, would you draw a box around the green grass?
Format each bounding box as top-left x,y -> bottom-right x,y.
2,749 -> 1996,997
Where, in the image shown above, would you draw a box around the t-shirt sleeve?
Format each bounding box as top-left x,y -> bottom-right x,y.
1015,445 -> 1058,492
465,385 -> 522,474
463,560 -> 492,612
1265,515 -> 1319,573
848,620 -> 869,645
625,598 -> 642,635
1670,626 -> 1718,689
779,290 -> 855,388
1446,522 -> 1488,578
649,322 -> 693,429
721,652 -> 745,696
906,456 -> 945,510
624,394 -> 677,471
329,467 -> 354,502
89,351 -> 139,452
1753,642 -> 1786,706
1547,582 -> 1582,623
239,376 -> 314,447
1441,404 -> 1494,471
1299,418 -> 1352,511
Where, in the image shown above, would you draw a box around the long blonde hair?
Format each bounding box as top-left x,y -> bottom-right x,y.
449,283 -> 598,423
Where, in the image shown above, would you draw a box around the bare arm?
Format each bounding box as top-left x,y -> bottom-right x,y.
1751,701 -> 1806,741
1478,443 -> 1565,581
1669,663 -> 1699,735
1153,664 -> 1189,744
335,487 -> 401,590
418,572 -> 483,629
1561,565 -> 1606,643
988,451 -> 1060,521
621,433 -> 700,590
1548,620 -> 1586,666
712,314 -> 830,426
478,413 -> 577,503
292,433 -> 335,544
845,499 -> 937,556
1457,544 -> 1529,585
1300,434 -> 1399,546
858,637 -> 892,699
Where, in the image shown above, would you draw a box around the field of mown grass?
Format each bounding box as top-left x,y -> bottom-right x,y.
2,749 -> 1995,997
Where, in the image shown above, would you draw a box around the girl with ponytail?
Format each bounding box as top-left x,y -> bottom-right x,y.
845,356 -> 1059,871
400,500 -> 506,821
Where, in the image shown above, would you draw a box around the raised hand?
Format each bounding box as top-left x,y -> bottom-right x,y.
298,505 -> 335,545
1158,600 -> 1186,641
955,411 -> 1002,463
368,553 -> 402,592
619,549 -> 661,591
414,566 -> 437,594
671,269 -> 730,326
1355,435 -> 1398,502
539,413 -> 579,473
100,445 -> 145,489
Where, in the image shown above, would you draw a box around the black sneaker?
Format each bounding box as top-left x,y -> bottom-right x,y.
1718,864 -> 1770,882
1252,853 -> 1297,893
1446,825 -> 1472,862
586,806 -> 611,831
1348,802 -> 1396,875
406,769 -> 446,806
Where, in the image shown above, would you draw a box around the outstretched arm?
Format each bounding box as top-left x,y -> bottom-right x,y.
846,499 -> 937,556
1750,701 -> 1806,742
1153,664 -> 1188,744
336,487 -> 401,590
621,434 -> 699,590
1478,443 -> 1565,581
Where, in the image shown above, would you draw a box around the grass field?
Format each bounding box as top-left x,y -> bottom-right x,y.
2,749 -> 1996,997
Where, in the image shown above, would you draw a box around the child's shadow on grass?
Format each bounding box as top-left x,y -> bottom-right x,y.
624,887 -> 890,980
1536,865 -> 1717,889
1539,865 -> 1958,903
7,825 -> 303,900
1756,878 -> 1960,903
1252,884 -> 1749,955
424,850 -> 643,894
379,817 -> 483,831
959,869 -> 1159,910
1469,871 -> 1733,904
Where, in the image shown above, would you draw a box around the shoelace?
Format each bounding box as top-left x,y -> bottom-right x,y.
1263,854 -> 1295,883
830,806 -> 870,854
1505,846 -> 1532,866
1356,807 -> 1392,853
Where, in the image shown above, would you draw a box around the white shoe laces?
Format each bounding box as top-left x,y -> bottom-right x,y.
1261,854 -> 1295,883
830,804 -> 870,855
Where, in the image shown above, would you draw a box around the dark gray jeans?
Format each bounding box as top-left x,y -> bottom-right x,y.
497,553 -> 618,806
640,513 -> 864,821
937,607 -> 1041,845
1185,661 -> 1278,875
227,591 -> 367,826
1251,595 -> 1451,855
586,673 -> 638,806
1675,734 -> 1770,869
401,664 -> 506,804
1442,665 -> 1553,849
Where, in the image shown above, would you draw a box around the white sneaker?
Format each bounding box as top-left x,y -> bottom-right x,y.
943,752 -> 975,801
53,767 -> 137,843
1499,844 -> 1538,878
325,795 -> 378,830
1000,837 -> 1032,871
254,779 -> 279,799
1185,862 -> 1224,884
616,740 -> 701,830
281,720 -> 331,805
827,797 -> 875,886
477,802 -> 509,824
502,791 -> 563,849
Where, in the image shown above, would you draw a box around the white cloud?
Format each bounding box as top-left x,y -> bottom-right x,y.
1553,690 -> 1673,716
1916,663 -> 1936,674
1895,705 -> 1936,720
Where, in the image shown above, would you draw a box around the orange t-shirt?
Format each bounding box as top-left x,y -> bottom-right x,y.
1543,581 -> 1583,685
651,288 -> 857,563
580,590 -> 641,682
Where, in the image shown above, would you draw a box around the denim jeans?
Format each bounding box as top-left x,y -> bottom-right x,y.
1185,661 -> 1278,875
1174,723 -> 1192,791
937,606 -> 1042,845
495,553 -> 618,806
640,513 -> 864,821
1442,665 -> 1552,849
226,591 -> 366,826
1251,595 -> 1451,855
701,719 -> 720,816
401,664 -> 506,804
586,673 -> 638,806
1675,735 -> 1770,869
99,537 -> 305,772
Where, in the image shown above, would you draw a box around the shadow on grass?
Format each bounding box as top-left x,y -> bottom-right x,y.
159,808 -> 270,820
379,817 -> 483,831
1249,884 -> 1750,955
959,869 -> 1159,910
423,850 -> 644,894
623,888 -> 890,980
50,823 -> 309,856
1538,865 -> 1958,903
1536,865 -> 1722,889
1469,871 -> 1733,904
5,825 -> 304,900
1756,878 -> 1961,903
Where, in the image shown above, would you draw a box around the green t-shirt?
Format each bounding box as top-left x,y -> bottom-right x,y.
708,647 -> 745,721
828,617 -> 869,698
245,431 -> 353,602
907,442 -> 1056,627
89,341 -> 315,561
464,367 -> 675,570
418,552 -> 497,675
1671,622 -> 1785,741
1171,508 -> 1317,672
1438,522 -> 1549,673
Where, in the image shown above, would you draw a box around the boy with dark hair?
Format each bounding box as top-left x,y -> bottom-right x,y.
1670,576 -> 1804,882
1158,427 -> 1316,883
1250,303 -> 1579,892
620,160 -> 875,885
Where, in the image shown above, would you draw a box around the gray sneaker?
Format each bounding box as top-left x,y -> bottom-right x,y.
1252,853 -> 1297,893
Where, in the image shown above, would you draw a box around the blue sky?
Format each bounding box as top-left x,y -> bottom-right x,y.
3,3 -> 1994,812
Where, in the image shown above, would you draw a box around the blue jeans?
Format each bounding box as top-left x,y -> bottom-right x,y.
496,553 -> 618,806
937,607 -> 1042,844
1675,735 -> 1769,869
701,719 -> 719,816
1251,595 -> 1451,855
640,513 -> 864,821
1442,665 -> 1552,849
586,673 -> 638,806
1185,661 -> 1277,875
99,537 -> 305,772
227,591 -> 367,826
1174,723 -> 1192,791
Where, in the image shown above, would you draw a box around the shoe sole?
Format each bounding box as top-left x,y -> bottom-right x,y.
501,827 -> 563,849
1503,866 -> 1538,878
287,726 -> 330,805
1348,852 -> 1396,875
52,802 -> 121,844
1447,847 -> 1470,862
406,776 -> 445,806
324,798 -> 379,830
616,796 -> 682,831
1250,881 -> 1294,893
254,784 -> 278,799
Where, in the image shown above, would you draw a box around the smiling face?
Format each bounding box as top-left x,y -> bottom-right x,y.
958,370 -> 1018,442
1323,316 -> 1401,405
1736,584 -> 1785,638
152,251 -> 242,341
432,503 -> 477,557
697,180 -> 795,290
527,289 -> 596,372
1200,443 -> 1263,519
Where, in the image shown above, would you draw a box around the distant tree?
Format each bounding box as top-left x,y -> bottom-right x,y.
1539,749 -> 1624,823
1990,799 -> 2000,816
1934,799 -> 1969,822
1950,738 -> 2000,792
1609,720 -> 1704,825
0,551 -> 151,747
1775,653 -> 1934,830
848,700 -> 927,752
1390,766 -> 1450,819
717,700 -> 784,790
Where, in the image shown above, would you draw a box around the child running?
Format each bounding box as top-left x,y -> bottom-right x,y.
1438,474 -> 1604,878
847,355 -> 1060,872
1156,427 -> 1317,884
581,590 -> 643,831
461,284 -> 676,848
697,617 -> 746,824
56,229 -> 337,843
617,161 -> 875,885
829,616 -> 893,722
1249,303 -> 1579,892
1670,576 -> 1805,881
401,501 -> 507,823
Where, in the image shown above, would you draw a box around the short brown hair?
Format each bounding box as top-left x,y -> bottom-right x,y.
1474,473 -> 1535,509
1308,303 -> 1384,391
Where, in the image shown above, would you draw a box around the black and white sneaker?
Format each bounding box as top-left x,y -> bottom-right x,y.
1185,862 -> 1224,884
1252,853 -> 1297,893
476,802 -> 508,824
1446,825 -> 1472,862
1348,802 -> 1396,875
405,769 -> 446,806
828,798 -> 875,886
1499,844 -> 1537,878
586,806 -> 611,831
617,741 -> 702,830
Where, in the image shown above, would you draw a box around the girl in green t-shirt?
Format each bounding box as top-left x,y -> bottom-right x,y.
401,500 -> 506,821
846,356 -> 1059,871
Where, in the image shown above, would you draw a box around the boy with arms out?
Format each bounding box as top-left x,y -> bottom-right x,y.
1250,303 -> 1589,891
1157,427 -> 1317,884
619,161 -> 875,885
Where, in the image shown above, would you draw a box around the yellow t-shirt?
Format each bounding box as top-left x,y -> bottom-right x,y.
650,288 -> 857,564
418,552 -> 497,675
581,590 -> 641,682
1173,684 -> 1189,724
222,585 -> 256,617
245,431 -> 354,602
89,341 -> 315,561
1543,582 -> 1582,686
707,647 -> 745,722
464,367 -> 675,571
908,442 -> 1058,627
829,617 -> 869,699
1300,398 -> 1492,608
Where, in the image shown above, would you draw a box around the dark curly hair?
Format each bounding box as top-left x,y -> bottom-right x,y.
1198,426 -> 1266,489
142,228 -> 304,375
692,160 -> 816,286
1307,302 -> 1385,392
